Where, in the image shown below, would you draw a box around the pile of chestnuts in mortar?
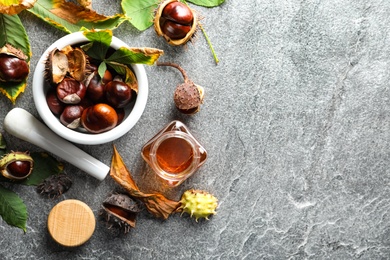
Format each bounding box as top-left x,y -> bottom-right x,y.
45,45 -> 136,134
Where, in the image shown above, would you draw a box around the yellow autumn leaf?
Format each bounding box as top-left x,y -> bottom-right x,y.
0,0 -> 36,15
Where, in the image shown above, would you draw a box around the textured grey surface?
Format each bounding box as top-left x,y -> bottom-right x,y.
1,0 -> 390,259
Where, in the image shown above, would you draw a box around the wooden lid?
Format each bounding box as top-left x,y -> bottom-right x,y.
47,199 -> 96,247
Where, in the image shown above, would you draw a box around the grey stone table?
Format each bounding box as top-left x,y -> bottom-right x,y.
1,1 -> 390,259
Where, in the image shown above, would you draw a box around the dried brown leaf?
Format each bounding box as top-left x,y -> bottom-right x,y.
110,145 -> 180,220
51,1 -> 117,24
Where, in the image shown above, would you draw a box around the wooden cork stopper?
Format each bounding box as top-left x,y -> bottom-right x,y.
47,199 -> 96,247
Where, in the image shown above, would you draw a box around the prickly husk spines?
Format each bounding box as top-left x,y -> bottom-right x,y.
177,189 -> 218,222
36,173 -> 72,198
100,193 -> 142,233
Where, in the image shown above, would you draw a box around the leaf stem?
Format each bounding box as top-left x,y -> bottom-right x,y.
156,62 -> 189,82
199,23 -> 219,64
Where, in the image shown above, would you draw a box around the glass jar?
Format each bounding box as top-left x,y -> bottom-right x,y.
141,120 -> 207,187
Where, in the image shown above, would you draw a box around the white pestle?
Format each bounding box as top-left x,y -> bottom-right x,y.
3,108 -> 109,181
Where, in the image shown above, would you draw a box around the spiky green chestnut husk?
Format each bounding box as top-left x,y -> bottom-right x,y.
178,189 -> 218,221
0,151 -> 34,180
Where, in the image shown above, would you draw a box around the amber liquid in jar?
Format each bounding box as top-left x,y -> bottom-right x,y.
156,137 -> 194,173
141,121 -> 207,187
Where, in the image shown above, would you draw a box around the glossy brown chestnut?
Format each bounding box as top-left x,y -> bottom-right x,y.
81,103 -> 118,134
7,161 -> 32,178
116,108 -> 125,125
0,54 -> 29,82
161,20 -> 191,40
57,77 -> 86,104
60,105 -> 84,129
86,71 -> 105,103
46,88 -> 65,116
0,152 -> 34,180
105,81 -> 132,108
162,1 -> 193,25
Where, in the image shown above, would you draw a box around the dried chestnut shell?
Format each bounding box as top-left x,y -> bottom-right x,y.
105,81 -> 132,109
37,173 -> 72,198
100,193 -> 142,233
81,103 -> 118,134
0,54 -> 29,82
57,77 -> 87,104
45,48 -> 68,85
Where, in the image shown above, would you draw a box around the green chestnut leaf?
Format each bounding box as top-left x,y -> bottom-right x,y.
0,14 -> 31,59
106,46 -> 163,66
121,0 -> 159,31
82,30 -> 163,80
97,61 -> 107,81
187,0 -> 225,7
83,29 -> 112,61
0,14 -> 31,104
0,184 -> 28,232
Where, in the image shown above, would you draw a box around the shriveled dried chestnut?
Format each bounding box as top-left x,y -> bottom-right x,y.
154,0 -> 198,45
105,80 -> 133,109
0,151 -> 34,180
81,103 -> 118,133
60,105 -> 84,129
157,61 -> 204,114
57,77 -> 86,104
0,54 -> 29,82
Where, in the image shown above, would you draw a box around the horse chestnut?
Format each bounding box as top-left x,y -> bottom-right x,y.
57,77 -> 87,104
162,1 -> 193,25
86,71 -> 106,103
105,81 -> 132,109
154,0 -> 198,46
161,20 -> 191,40
0,152 -> 34,180
0,54 -> 29,82
60,105 -> 84,129
46,88 -> 65,116
81,103 -> 118,133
